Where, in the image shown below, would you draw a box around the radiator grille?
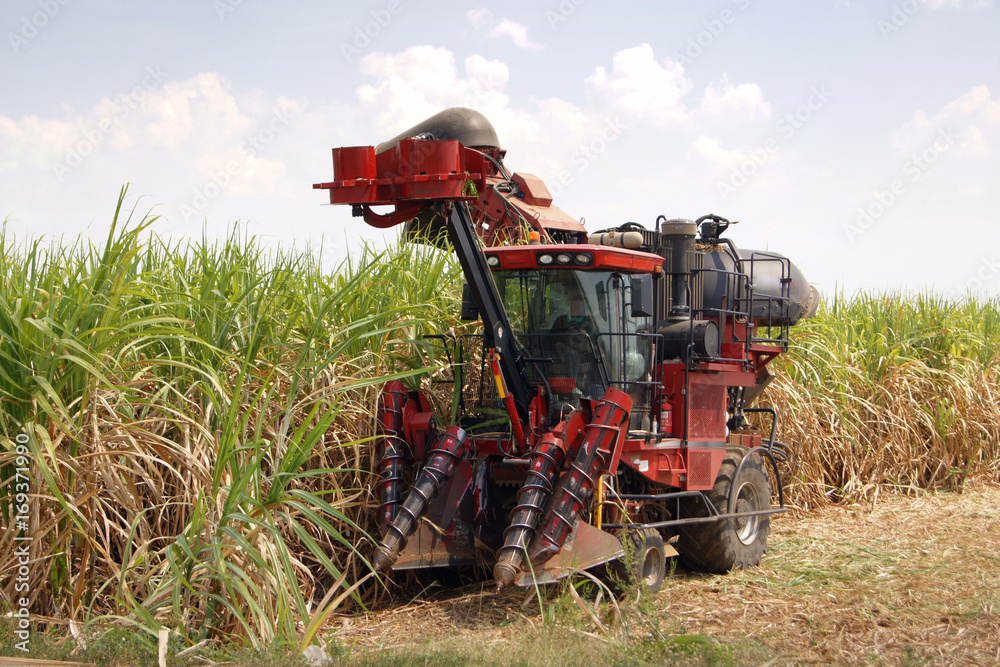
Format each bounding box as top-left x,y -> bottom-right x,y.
687,450 -> 714,488
687,384 -> 726,439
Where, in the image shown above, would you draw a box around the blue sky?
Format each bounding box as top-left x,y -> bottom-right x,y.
2,0 -> 998,297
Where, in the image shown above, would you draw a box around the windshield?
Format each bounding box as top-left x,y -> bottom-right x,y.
498,269 -> 610,337
495,268 -> 654,424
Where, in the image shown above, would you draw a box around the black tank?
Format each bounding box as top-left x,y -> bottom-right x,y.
375,107 -> 501,154
701,248 -> 819,326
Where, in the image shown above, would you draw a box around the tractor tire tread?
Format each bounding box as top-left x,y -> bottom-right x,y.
676,447 -> 771,574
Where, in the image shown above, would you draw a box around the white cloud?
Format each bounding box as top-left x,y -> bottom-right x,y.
891,85 -> 1000,157
347,45 -> 788,229
686,135 -> 782,182
700,76 -> 772,121
0,114 -> 79,169
466,9 -> 544,50
466,8 -> 493,29
350,45 -> 622,185
356,47 -> 513,135
487,19 -> 544,51
140,73 -> 255,151
584,44 -> 692,127
0,71 -> 315,242
688,136 -> 749,168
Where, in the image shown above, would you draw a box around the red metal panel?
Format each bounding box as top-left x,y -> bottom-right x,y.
315,139 -> 488,210
511,172 -> 553,207
333,146 -> 376,180
488,244 -> 663,274
727,431 -> 762,449
689,367 -> 757,388
620,437 -> 685,487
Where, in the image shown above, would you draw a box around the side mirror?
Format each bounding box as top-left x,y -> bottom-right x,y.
631,274 -> 654,317
460,282 -> 479,321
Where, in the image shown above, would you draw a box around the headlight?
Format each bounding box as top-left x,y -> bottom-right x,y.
556,253 -> 572,264
486,255 -> 500,267
574,253 -> 593,266
538,254 -> 553,265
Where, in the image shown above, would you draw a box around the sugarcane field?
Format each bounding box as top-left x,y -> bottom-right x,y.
3,3 -> 1000,666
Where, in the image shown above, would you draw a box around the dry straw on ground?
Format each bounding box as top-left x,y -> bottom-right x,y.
335,483 -> 1000,665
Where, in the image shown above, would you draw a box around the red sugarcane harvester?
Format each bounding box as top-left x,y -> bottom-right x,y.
315,108 -> 819,591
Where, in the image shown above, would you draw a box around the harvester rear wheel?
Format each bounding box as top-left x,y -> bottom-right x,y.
677,447 -> 771,574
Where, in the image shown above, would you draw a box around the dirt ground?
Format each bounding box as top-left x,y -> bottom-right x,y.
330,483 -> 1000,665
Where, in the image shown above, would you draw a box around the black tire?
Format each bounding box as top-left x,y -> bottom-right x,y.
677,447 -> 771,574
613,527 -> 666,594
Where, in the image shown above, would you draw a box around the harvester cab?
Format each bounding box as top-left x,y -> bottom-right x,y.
314,107 -> 818,592
485,244 -> 657,429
